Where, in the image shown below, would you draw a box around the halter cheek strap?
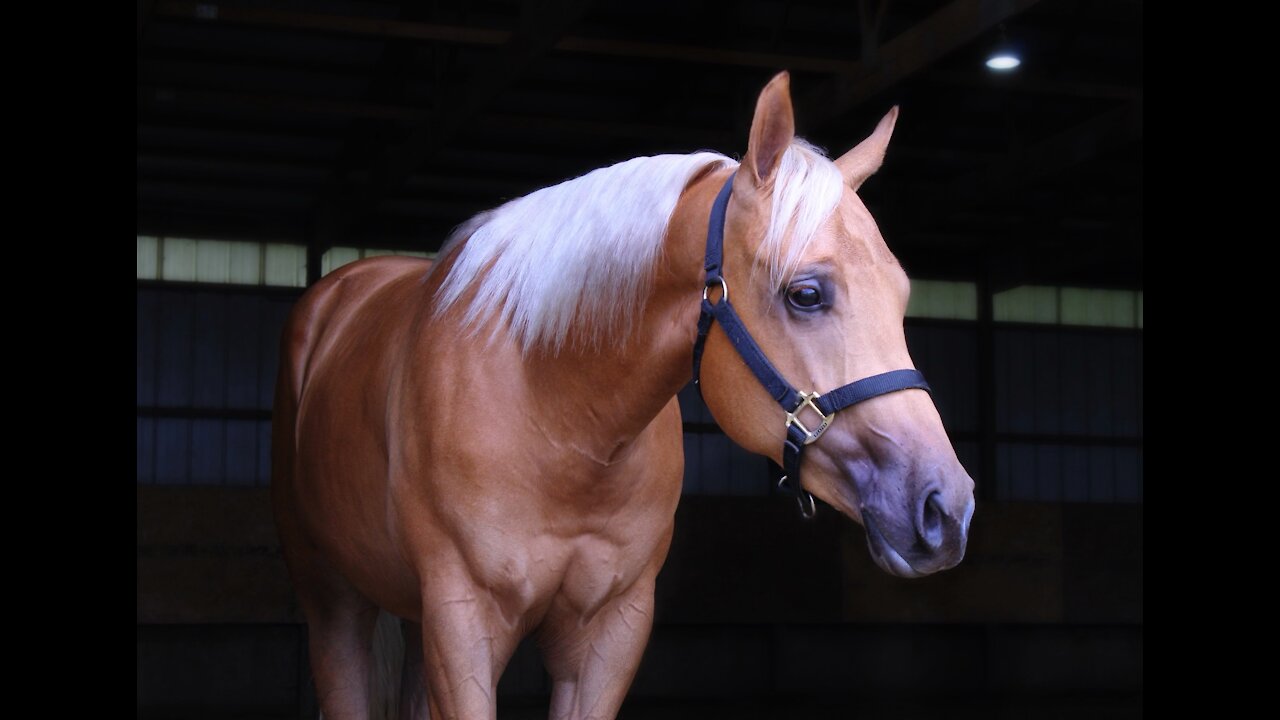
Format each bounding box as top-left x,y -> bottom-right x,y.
692,174 -> 931,518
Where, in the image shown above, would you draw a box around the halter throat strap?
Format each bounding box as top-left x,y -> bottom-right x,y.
691,173 -> 931,518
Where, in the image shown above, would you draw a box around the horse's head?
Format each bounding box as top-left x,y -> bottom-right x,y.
699,73 -> 975,578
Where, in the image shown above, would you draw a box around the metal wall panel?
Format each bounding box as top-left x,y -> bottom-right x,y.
137,417 -> 155,484
156,293 -> 196,407
155,418 -> 191,485
137,291 -> 158,406
226,420 -> 262,486
138,287 -> 294,485
994,326 -> 1143,503
225,294 -> 265,409
906,324 -> 978,433
192,292 -> 228,408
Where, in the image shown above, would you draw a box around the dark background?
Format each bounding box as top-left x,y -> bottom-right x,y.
137,0 -> 1142,717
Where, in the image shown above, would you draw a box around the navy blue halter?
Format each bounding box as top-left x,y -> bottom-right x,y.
692,174 -> 931,518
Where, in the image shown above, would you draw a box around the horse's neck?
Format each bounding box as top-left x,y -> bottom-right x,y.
520,169 -> 730,462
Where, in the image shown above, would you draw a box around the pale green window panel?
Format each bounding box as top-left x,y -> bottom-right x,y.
264,243 -> 308,287
137,236 -> 308,287
195,240 -> 261,284
321,247 -> 362,275
995,285 -> 1142,327
364,248 -> 431,258
994,285 -> 1058,324
906,280 -> 978,320
229,242 -> 263,284
322,247 -> 435,276
1060,288 -> 1136,328
194,240 -> 231,283
161,237 -> 199,282
137,236 -> 159,280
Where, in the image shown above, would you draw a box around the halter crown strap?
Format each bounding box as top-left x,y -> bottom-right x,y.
692,173 -> 931,518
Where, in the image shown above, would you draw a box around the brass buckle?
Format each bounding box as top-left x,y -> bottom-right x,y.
786,391 -> 834,445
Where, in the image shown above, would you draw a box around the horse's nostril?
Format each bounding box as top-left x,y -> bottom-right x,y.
919,491 -> 945,551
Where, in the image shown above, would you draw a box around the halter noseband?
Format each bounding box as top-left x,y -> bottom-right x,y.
692,174 -> 931,518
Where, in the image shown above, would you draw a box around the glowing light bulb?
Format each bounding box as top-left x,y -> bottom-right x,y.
986,53 -> 1021,71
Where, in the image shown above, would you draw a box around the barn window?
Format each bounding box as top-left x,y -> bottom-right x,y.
321,247 -> 435,275
137,236 -> 308,288
905,280 -> 978,320
995,285 -> 1143,328
1060,288 -> 1140,328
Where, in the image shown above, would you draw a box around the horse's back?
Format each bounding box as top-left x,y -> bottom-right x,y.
277,256 -> 433,402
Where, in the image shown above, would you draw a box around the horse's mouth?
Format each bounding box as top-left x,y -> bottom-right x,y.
862,513 -> 924,579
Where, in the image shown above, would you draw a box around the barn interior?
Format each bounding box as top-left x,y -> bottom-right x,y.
137,1 -> 1143,717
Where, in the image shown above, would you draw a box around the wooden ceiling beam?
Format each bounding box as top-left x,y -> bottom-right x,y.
140,85 -> 736,150
137,179 -> 314,209
152,1 -> 860,74
136,153 -> 335,185
471,113 -> 733,147
137,123 -> 342,161
138,85 -> 418,121
308,0 -> 593,247
948,100 -> 1142,203
142,88 -> 1019,170
900,99 -> 1143,232
138,0 -> 156,45
153,2 -> 509,45
553,35 -> 856,74
797,0 -> 1043,129
927,70 -> 1141,101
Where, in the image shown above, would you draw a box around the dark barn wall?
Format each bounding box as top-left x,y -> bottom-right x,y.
137,286 -> 294,486
137,488 -> 1142,719
136,283 -> 1142,718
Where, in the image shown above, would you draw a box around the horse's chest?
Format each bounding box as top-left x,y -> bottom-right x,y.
469,527 -> 662,623
553,535 -> 641,616
427,425 -> 682,625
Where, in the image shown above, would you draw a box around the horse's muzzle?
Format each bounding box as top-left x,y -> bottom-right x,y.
862,492 -> 973,578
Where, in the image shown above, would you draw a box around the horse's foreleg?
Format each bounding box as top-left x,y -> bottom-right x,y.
418,577 -> 522,720
540,579 -> 657,720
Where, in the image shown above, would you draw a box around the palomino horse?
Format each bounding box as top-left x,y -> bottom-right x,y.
273,72 -> 974,719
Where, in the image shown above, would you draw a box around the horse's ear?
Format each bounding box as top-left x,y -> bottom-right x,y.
741,72 -> 795,188
835,106 -> 899,191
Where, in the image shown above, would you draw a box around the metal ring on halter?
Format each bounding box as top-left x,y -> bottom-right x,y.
796,489 -> 816,518
779,475 -> 817,519
702,277 -> 728,304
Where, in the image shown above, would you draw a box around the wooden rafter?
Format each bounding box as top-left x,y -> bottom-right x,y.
903,99 -> 1143,232
152,1 -> 860,74
797,0 -> 1043,128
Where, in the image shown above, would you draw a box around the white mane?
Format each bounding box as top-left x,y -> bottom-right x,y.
760,139 -> 846,289
432,140 -> 844,353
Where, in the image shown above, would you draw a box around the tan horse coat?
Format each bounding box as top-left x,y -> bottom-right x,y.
272,72 -> 973,720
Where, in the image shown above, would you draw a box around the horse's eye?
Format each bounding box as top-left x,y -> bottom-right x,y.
787,285 -> 822,310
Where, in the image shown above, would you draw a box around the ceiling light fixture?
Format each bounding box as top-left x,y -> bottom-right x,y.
986,24 -> 1021,72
